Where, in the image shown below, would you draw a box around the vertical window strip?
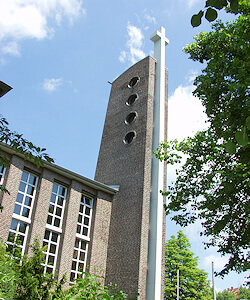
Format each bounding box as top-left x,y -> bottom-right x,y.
7,171 -> 38,257
42,182 -> 67,275
70,195 -> 93,283
7,219 -> 29,257
42,230 -> 60,274
0,165 -> 6,185
13,171 -> 38,220
47,183 -> 67,229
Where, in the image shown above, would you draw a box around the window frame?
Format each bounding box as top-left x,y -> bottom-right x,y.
70,194 -> 94,283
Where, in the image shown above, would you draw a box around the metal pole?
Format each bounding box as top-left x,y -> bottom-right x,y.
212,262 -> 216,300
177,269 -> 179,300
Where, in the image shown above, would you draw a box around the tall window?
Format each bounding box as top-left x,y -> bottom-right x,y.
70,194 -> 93,282
7,171 -> 38,256
0,165 -> 6,185
42,182 -> 67,274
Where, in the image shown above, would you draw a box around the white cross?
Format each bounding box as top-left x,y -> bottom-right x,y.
147,27 -> 169,300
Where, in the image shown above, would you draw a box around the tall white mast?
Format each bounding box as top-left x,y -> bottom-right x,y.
146,26 -> 169,300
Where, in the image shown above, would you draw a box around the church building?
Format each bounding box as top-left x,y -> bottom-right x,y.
0,27 -> 168,300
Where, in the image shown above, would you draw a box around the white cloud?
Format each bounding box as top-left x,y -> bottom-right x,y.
119,23 -> 146,65
43,78 -> 63,91
2,41 -> 20,56
0,0 -> 85,55
168,84 -> 208,141
144,13 -> 156,24
203,254 -> 228,271
186,0 -> 200,8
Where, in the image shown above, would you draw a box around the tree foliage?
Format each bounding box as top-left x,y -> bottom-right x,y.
0,238 -> 130,300
155,1 -> 250,277
165,231 -> 212,300
217,289 -> 237,300
0,115 -> 54,210
191,0 -> 239,27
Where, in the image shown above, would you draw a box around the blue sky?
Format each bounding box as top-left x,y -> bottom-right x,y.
0,0 -> 247,292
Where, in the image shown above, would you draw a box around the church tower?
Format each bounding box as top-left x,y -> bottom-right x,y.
95,27 -> 168,300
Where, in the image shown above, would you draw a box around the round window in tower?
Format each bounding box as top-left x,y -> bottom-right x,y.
126,94 -> 138,106
125,112 -> 137,125
123,131 -> 136,145
128,76 -> 140,88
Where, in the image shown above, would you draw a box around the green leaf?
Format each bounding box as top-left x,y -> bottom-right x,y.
246,116 -> 250,130
235,130 -> 248,147
191,10 -> 204,27
205,7 -> 218,22
225,141 -> 236,154
229,0 -> 238,12
206,0 -> 227,9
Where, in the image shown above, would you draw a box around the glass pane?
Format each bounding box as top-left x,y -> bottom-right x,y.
44,230 -> 50,240
19,182 -> 26,193
6,244 -> 13,253
83,227 -> 88,236
46,267 -> 53,274
71,260 -> 76,270
19,222 -> 26,233
85,197 -> 91,206
14,204 -> 21,215
70,272 -> 75,282
48,255 -> 55,265
0,165 -> 4,173
47,215 -> 52,225
73,250 -> 78,259
84,217 -> 89,226
21,172 -> 28,182
59,186 -> 66,197
52,183 -> 58,194
79,204 -> 83,213
27,185 -> 35,196
85,207 -> 90,216
43,241 -> 48,249
51,232 -> 58,242
48,204 -> 54,214
78,215 -> 82,224
78,262 -> 84,272
74,239 -> 79,248
18,235 -> 25,245
55,207 -> 62,217
29,174 -> 36,185
16,193 -> 23,204
80,241 -> 86,250
24,196 -> 32,207
50,194 -> 56,204
54,218 -> 60,228
77,225 -> 81,234
50,244 -> 56,254
22,207 -> 30,218
8,232 -> 15,242
10,219 -> 18,230
79,251 -> 85,261
13,247 -> 21,257
57,197 -> 63,206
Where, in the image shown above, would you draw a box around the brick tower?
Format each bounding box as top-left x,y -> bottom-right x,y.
95,27 -> 168,300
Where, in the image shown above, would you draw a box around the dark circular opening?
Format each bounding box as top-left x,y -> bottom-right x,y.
123,131 -> 136,144
128,76 -> 139,88
126,94 -> 138,106
125,112 -> 137,125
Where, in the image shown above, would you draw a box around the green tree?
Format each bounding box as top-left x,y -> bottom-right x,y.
217,289 -> 237,300
165,231 -> 212,300
237,286 -> 250,299
191,0 -> 239,27
155,0 -> 249,277
61,273 -> 129,299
